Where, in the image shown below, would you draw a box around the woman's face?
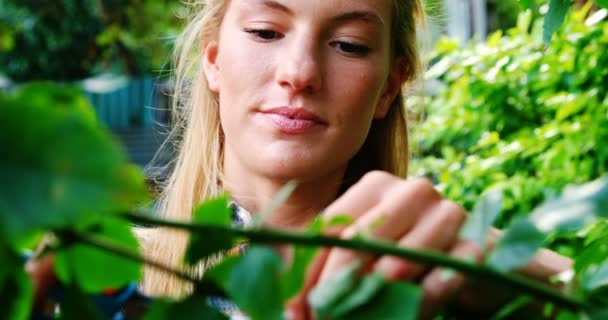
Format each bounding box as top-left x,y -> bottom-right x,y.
204,0 -> 402,182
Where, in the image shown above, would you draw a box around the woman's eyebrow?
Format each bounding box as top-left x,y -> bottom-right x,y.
330,10 -> 385,27
256,0 -> 294,15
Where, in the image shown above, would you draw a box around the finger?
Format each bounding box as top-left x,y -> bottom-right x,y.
373,199 -> 467,280
418,240 -> 482,319
318,178 -> 442,283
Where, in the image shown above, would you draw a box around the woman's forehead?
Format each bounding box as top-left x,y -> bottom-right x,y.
228,0 -> 392,24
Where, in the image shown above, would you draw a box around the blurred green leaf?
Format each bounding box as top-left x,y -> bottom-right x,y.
544,0 -> 571,43
54,219 -> 141,293
341,282 -> 421,320
331,273 -> 386,318
308,261 -> 360,319
0,243 -> 33,320
487,218 -> 545,272
0,83 -> 147,246
518,0 -> 534,10
530,177 -> 608,233
184,196 -> 234,265
598,0 -> 608,9
143,295 -> 228,320
460,190 -> 503,249
582,260 -> 608,292
210,246 -> 283,320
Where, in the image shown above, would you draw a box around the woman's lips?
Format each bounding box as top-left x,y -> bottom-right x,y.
259,107 -> 326,134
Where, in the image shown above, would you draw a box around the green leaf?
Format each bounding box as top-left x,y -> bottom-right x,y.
143,296 -> 228,320
543,0 -> 571,43
490,295 -> 533,319
308,261 -> 360,319
184,196 -> 234,265
0,84 -> 148,245
59,285 -> 104,320
582,260 -> 608,292
331,273 -> 386,318
340,282 -> 421,320
530,176 -> 608,233
518,0 -> 533,10
281,245 -> 318,301
209,246 -> 283,320
598,0 -> 608,9
487,218 -> 545,272
254,181 -> 298,226
0,243 -> 33,320
460,190 -> 503,249
54,219 -> 141,293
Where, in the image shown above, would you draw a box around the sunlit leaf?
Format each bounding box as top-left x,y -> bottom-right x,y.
308,261 -> 360,319
543,0 -> 571,43
582,260 -> 608,292
0,84 -> 148,245
460,190 -> 503,249
530,176 -> 608,233
184,196 -> 234,265
54,219 -> 141,293
143,295 -> 228,320
341,282 -> 421,320
487,218 -> 545,272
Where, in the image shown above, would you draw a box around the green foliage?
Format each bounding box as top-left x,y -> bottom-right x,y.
413,5 -> 608,240
184,196 -> 235,265
0,83 -> 147,248
460,190 -> 503,249
0,1 -> 183,81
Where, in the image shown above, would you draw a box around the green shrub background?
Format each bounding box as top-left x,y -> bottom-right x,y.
411,6 -> 608,256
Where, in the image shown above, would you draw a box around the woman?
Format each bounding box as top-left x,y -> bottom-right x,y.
31,0 -> 571,318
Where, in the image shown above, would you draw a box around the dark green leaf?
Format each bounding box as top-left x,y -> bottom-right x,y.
490,295 -> 533,319
530,176 -> 608,233
184,196 -> 234,265
598,0 -> 608,9
574,240 -> 608,273
582,260 -> 608,292
487,218 -> 545,272
331,273 -> 386,318
341,282 -> 421,320
460,190 -> 503,249
59,285 -> 104,320
143,296 -> 228,320
543,0 -> 571,43
308,261 -> 360,319
54,219 -> 141,293
209,246 -> 283,320
0,84 -> 148,245
0,243 -> 33,320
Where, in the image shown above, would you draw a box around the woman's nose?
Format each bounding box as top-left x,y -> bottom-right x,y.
276,35 -> 323,94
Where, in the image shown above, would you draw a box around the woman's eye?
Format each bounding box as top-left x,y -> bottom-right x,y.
244,29 -> 282,41
332,41 -> 371,57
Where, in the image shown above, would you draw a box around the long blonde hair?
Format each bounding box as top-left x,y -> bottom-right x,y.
140,0 -> 426,297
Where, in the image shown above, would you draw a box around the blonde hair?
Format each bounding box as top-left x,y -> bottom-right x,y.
140,0 -> 426,297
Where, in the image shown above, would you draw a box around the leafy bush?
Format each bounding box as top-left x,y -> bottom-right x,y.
411,6 -> 608,251
0,0 -> 183,81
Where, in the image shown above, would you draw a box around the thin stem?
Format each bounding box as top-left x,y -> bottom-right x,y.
62,230 -> 225,297
126,212 -> 587,311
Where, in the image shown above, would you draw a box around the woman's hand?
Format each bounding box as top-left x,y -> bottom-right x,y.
286,171 -> 571,319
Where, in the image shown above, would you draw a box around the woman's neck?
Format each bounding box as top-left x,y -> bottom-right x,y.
222,153 -> 346,230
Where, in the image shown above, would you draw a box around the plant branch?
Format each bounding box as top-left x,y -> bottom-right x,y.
61,230 -> 225,297
126,212 -> 587,311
